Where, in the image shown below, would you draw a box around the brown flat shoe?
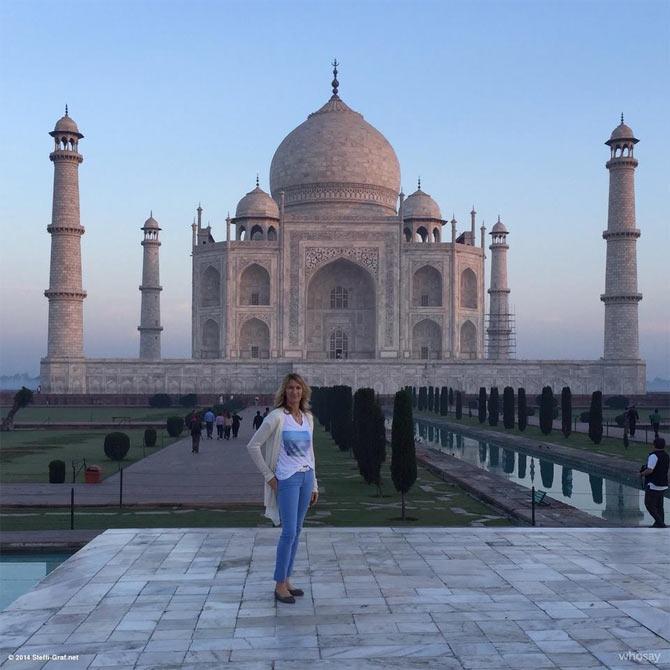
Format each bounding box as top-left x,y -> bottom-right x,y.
274,590 -> 295,604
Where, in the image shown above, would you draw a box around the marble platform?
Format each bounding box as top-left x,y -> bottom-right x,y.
1,527 -> 669,669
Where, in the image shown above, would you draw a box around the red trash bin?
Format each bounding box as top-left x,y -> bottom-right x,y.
85,465 -> 102,484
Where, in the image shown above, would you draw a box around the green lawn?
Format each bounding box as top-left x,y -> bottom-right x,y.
0,429 -> 178,483
0,424 -> 515,531
418,411 -> 652,464
0,406 -> 180,423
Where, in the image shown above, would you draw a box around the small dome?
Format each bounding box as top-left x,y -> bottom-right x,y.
235,185 -> 280,219
143,215 -> 160,229
403,188 -> 442,220
492,218 -> 508,233
53,113 -> 82,136
607,118 -> 638,145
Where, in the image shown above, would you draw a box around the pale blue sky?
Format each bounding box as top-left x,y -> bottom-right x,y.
0,0 -> 668,379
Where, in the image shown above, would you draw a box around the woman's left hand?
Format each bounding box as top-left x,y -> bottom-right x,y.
310,491 -> 318,506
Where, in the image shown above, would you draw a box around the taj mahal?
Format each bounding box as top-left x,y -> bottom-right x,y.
40,65 -> 645,395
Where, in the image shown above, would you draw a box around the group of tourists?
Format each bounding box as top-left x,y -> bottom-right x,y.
188,408 -> 242,453
623,405 -> 663,438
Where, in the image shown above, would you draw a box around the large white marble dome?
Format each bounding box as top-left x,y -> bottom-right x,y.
269,94 -> 401,216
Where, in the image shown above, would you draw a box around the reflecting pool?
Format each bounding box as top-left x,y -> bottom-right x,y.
416,421 -> 662,526
0,553 -> 72,610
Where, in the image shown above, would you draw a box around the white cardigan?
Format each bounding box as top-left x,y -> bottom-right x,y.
245,407 -> 319,526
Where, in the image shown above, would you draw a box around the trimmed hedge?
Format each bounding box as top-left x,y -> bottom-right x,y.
49,459 -> 66,483
149,393 -> 171,408
144,428 -> 157,447
166,416 -> 185,437
104,432 -> 130,461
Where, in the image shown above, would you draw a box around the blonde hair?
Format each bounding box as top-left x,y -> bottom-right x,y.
274,373 -> 311,413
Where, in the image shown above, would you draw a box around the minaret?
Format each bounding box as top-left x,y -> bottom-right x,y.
45,107 -> 86,358
138,213 -> 163,359
602,116 -> 642,360
487,216 -> 512,359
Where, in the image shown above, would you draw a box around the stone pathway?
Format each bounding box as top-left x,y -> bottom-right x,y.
1,408 -> 264,507
1,527 -> 669,669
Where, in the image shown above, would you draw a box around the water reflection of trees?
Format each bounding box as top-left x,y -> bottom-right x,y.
562,467 -> 573,498
440,430 -> 449,449
503,449 -> 515,474
489,445 -> 499,468
589,475 -> 603,504
478,441 -> 487,463
518,453 -> 527,479
540,460 -> 554,488
428,425 -> 434,442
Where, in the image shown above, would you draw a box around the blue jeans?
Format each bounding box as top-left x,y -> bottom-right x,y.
274,469 -> 314,582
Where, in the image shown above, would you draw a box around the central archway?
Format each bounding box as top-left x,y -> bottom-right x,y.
306,258 -> 376,359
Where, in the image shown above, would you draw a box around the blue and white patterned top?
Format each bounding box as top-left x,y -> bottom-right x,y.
275,411 -> 315,480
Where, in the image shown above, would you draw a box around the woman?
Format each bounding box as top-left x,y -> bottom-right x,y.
246,373 -> 319,604
215,411 -> 225,439
223,411 -> 232,440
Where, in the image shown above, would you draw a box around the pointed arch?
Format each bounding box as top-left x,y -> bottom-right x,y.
412,318 -> 441,359
239,318 -> 270,359
329,328 -> 349,359
250,224 -> 264,241
413,265 -> 442,306
460,268 -> 477,309
240,263 -> 270,305
202,319 -> 220,358
460,320 -> 477,359
416,226 -> 428,243
267,226 -> 277,241
201,266 -> 220,306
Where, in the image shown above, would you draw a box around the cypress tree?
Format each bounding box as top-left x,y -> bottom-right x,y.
418,386 -> 427,411
561,386 -> 572,438
434,387 -> 441,415
588,391 -> 603,444
353,388 -> 375,466
355,390 -> 386,494
412,387 -> 417,408
539,386 -> 554,435
391,389 -> 417,521
455,391 -> 463,419
331,385 -> 353,451
428,386 -> 434,412
503,386 -> 515,429
517,388 -> 527,431
488,387 -> 499,426
478,387 -> 487,424
448,387 -> 454,408
440,386 -> 448,415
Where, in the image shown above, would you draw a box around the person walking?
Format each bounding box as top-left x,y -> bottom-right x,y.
190,414 -> 202,454
203,408 -> 215,439
215,411 -> 225,439
640,437 -> 668,528
223,411 -> 232,440
246,373 -> 319,604
627,405 -> 640,437
253,410 -> 263,430
650,409 -> 662,438
232,411 -> 242,439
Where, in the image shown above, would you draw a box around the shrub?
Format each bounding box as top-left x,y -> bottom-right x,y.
166,416 -> 185,437
503,387 -> 515,429
526,407 -> 536,416
615,413 -> 626,427
605,395 -> 629,410
144,428 -> 157,447
179,393 -> 198,408
49,459 -> 66,483
539,386 -> 554,435
518,388 -> 527,431
104,432 -> 130,461
149,393 -> 171,408
579,411 -> 590,423
588,391 -> 603,444
478,387 -> 487,424
561,387 -> 572,438
488,387 -> 499,427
